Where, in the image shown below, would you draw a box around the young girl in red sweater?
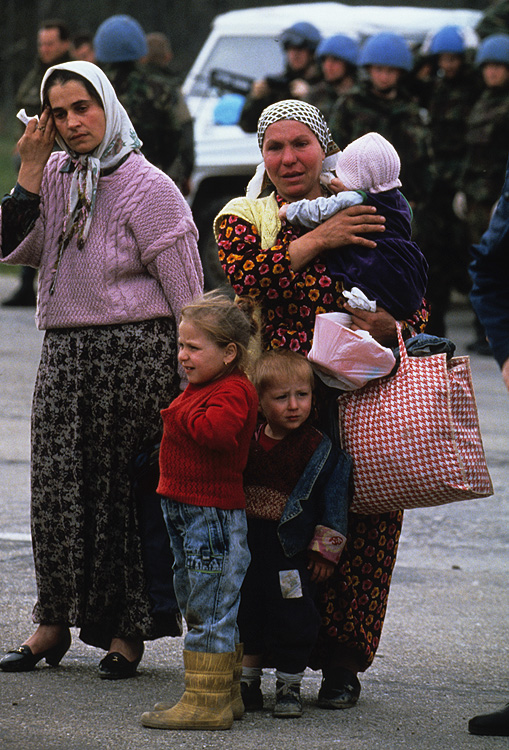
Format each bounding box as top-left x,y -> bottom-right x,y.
141,293 -> 258,732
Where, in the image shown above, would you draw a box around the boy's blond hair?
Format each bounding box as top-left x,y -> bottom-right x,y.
250,349 -> 314,396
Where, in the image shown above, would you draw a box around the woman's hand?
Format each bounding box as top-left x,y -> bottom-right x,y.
17,107 -> 56,195
289,205 -> 385,271
345,304 -> 398,347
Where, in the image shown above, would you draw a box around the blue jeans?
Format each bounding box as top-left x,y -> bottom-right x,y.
160,499 -> 250,653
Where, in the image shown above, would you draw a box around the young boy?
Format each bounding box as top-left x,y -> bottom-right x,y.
239,350 -> 352,718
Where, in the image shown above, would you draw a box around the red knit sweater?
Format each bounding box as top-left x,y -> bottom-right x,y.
157,370 -> 259,508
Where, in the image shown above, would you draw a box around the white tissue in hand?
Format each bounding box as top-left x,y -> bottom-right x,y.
16,109 -> 39,126
343,287 -> 376,312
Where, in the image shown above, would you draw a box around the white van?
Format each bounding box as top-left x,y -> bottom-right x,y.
182,2 -> 482,286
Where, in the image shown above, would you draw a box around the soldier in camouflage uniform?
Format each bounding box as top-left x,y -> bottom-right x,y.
329,32 -> 434,306
424,26 -> 482,336
456,34 -> 509,245
94,15 -> 182,175
305,34 -> 359,122
141,32 -> 194,196
452,34 -> 509,352
2,19 -> 72,308
239,22 -> 322,133
329,33 -> 433,208
16,19 -> 72,118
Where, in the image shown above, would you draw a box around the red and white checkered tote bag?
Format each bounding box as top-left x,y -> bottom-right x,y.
337,325 -> 493,514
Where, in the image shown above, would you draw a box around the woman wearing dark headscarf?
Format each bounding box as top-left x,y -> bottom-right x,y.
214,100 -> 428,709
0,61 -> 203,677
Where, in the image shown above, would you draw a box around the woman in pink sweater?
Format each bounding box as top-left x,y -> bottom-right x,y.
0,62 -> 203,677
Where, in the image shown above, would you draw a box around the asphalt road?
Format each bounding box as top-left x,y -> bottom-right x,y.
0,273 -> 507,750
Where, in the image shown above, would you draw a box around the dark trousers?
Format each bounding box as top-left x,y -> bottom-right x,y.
131,442 -> 182,637
238,518 -> 321,674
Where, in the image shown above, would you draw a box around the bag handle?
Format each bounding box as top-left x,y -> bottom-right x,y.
396,322 -> 409,367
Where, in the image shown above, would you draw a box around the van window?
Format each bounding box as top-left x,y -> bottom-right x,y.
189,35 -> 285,97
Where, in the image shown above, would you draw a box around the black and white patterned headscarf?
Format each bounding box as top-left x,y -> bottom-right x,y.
247,99 -> 339,198
257,99 -> 336,155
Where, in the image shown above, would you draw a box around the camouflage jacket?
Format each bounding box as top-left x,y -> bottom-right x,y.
427,67 -> 483,189
103,62 -> 182,172
462,85 -> 509,204
329,80 -> 434,204
305,77 -> 356,123
476,0 -> 509,38
239,62 -> 322,134
143,63 -> 195,186
16,52 -> 72,115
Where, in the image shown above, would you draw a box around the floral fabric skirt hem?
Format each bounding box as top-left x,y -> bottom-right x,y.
310,509 -> 404,673
30,318 -> 180,650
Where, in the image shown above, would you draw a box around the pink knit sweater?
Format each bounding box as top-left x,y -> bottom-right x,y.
0,152 -> 203,330
158,371 -> 259,508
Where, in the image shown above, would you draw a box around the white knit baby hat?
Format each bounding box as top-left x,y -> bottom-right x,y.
334,132 -> 402,193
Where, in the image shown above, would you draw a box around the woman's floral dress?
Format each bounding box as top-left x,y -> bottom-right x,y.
217,194 -> 427,671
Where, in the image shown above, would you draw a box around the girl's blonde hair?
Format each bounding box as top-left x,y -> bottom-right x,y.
180,292 -> 257,374
250,349 -> 315,396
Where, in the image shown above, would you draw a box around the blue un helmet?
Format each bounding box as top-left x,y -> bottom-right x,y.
316,34 -> 360,66
428,26 -> 467,55
280,22 -> 322,52
426,25 -> 479,56
94,14 -> 148,63
476,33 -> 509,66
359,32 -> 413,71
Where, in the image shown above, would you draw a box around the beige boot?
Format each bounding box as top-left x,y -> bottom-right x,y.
152,643 -> 245,721
141,650 -> 235,730
231,642 -> 244,720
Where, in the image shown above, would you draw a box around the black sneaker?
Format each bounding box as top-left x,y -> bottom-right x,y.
469,703 -> 509,736
317,667 -> 361,709
241,679 -> 264,711
273,680 -> 302,718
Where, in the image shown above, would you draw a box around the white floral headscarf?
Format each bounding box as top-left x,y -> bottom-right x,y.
247,99 -> 339,198
40,61 -> 142,289
257,99 -> 336,153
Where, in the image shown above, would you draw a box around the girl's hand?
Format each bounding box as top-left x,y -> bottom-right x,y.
17,107 -> 56,194
307,553 -> 335,583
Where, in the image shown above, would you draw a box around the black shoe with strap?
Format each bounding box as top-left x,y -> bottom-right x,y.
98,645 -> 144,680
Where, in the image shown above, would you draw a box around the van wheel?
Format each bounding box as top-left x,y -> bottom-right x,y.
196,198 -> 232,292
